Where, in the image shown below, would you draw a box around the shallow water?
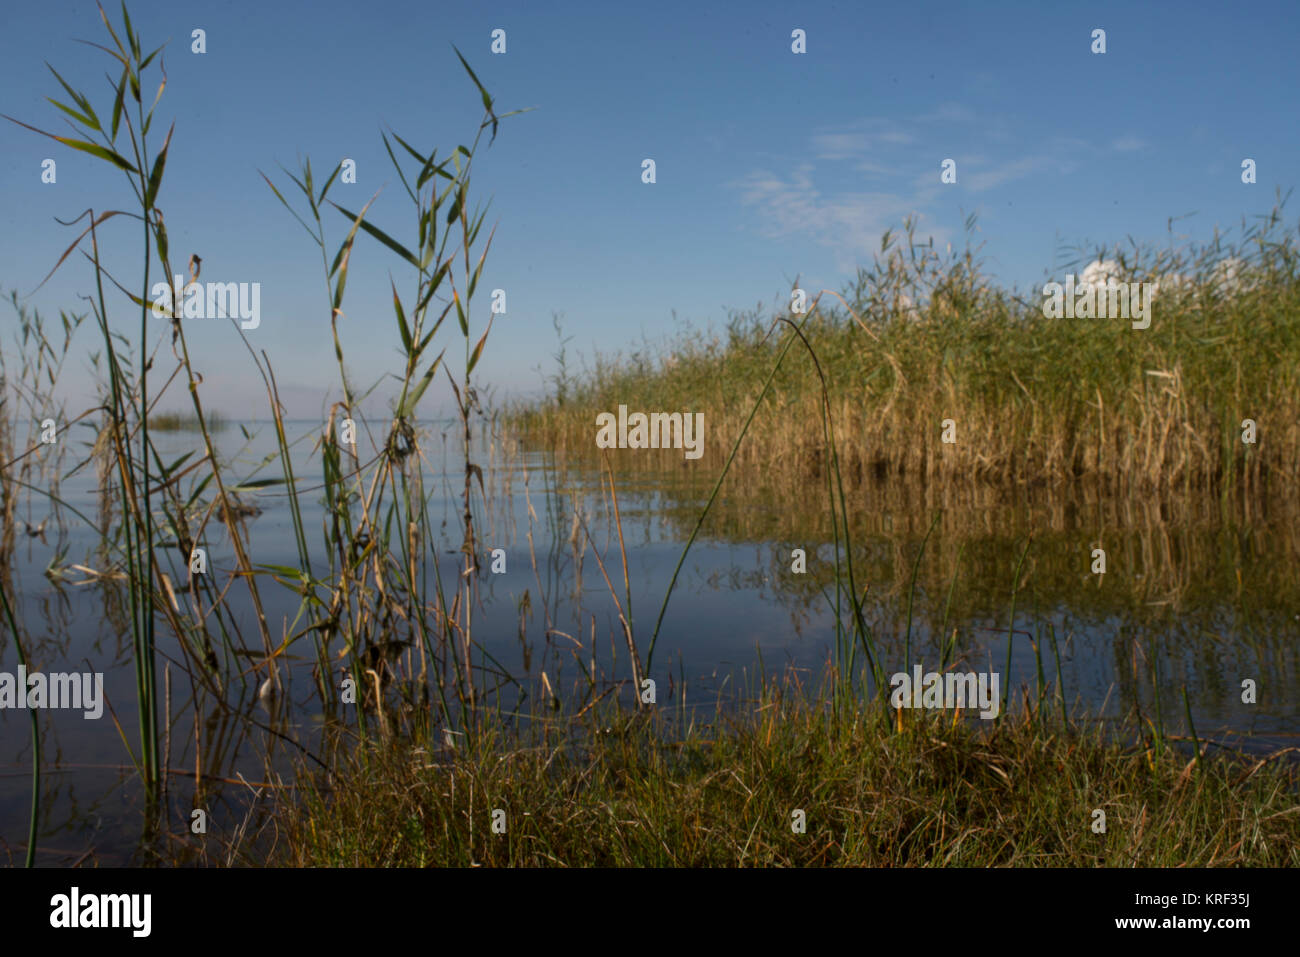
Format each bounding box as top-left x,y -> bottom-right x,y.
1,419 -> 1297,863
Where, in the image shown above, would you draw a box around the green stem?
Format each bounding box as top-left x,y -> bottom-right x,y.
646,314 -> 809,673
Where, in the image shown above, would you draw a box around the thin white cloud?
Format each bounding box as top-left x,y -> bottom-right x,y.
854,159 -> 898,177
731,105 -> 1070,270
811,132 -> 873,160
963,154 -> 1055,191
729,165 -> 949,271
917,102 -> 979,125
810,121 -> 916,160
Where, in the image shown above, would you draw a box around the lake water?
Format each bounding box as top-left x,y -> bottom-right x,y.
1,418 -> 1297,863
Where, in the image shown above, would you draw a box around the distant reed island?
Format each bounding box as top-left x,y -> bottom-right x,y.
148,410 -> 228,432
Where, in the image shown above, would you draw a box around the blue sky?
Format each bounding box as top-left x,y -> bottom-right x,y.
2,0 -> 1297,419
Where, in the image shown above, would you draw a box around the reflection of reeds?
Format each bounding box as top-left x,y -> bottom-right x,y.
573,465 -> 1300,621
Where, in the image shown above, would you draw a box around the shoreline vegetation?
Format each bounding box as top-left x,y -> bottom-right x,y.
271,686 -> 1300,867
0,4 -> 1295,867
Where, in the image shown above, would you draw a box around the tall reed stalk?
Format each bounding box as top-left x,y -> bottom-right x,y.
5,1 -> 173,793
260,45 -> 529,740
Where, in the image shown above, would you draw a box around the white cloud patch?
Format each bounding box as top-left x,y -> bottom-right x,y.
963,154 -> 1056,192
730,164 -> 948,271
810,121 -> 915,160
917,103 -> 979,125
730,106 -> 1072,270
854,159 -> 898,177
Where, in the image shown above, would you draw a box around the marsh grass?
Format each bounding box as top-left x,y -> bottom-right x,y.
270,677 -> 1300,867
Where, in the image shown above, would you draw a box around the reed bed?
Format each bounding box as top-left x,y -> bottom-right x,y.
510,210 -> 1300,496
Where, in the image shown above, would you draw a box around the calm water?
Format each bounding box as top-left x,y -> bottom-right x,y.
1,419 -> 1297,863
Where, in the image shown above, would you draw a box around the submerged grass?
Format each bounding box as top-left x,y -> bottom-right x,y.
271,682 -> 1300,867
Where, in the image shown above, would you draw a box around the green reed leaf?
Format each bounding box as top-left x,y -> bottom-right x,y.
317,160 -> 342,206
62,136 -> 136,172
467,316 -> 493,375
110,64 -> 127,140
259,169 -> 317,243
329,191 -> 382,309
392,279 -> 412,355
145,121 -> 173,209
331,201 -> 419,269
46,97 -> 96,131
400,349 -> 445,417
